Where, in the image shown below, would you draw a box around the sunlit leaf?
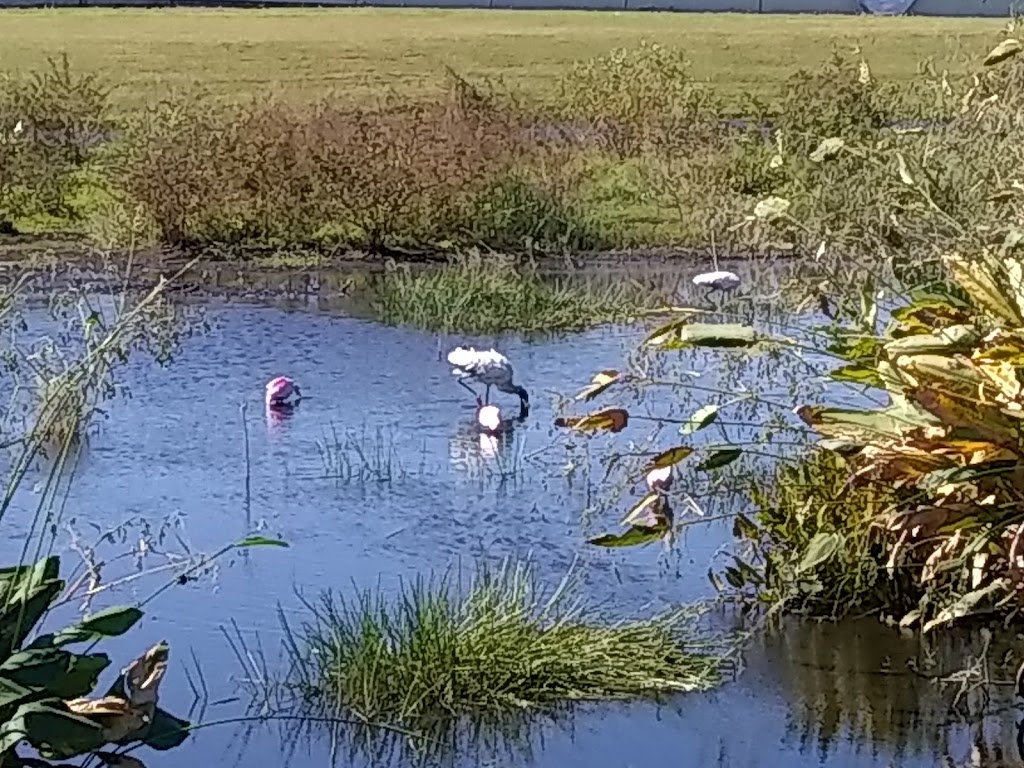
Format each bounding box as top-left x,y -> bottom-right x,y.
944,254 -> 1024,326
235,536 -> 289,549
922,578 -> 1010,632
34,606 -> 145,649
829,364 -> 884,388
797,532 -> 842,574
695,448 -> 742,471
753,196 -> 791,221
554,408 -> 629,434
680,404 -> 719,435
644,446 -> 693,472
796,402 -> 938,442
574,370 -> 621,402
809,137 -> 845,163
588,526 -> 667,548
732,514 -> 759,541
983,38 -> 1022,66
910,387 -> 1018,449
883,324 -> 980,356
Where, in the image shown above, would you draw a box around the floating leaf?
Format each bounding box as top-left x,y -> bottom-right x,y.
574,370 -> 621,402
647,322 -> 761,350
922,578 -> 1010,632
680,404 -> 719,435
644,446 -> 693,472
797,532 -> 842,574
554,408 -> 629,434
984,38 -> 1022,66
235,536 -> 289,549
809,137 -> 845,163
753,196 -> 791,221
588,526 -> 666,548
695,448 -> 742,471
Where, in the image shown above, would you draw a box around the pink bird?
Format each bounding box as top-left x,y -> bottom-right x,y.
265,376 -> 302,407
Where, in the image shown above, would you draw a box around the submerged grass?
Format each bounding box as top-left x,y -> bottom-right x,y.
367,251 -> 658,333
285,559 -> 723,728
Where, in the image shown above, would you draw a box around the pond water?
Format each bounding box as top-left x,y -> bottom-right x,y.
2,266 -> 1021,768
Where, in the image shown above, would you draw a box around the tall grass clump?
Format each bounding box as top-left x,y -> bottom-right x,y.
366,250 -> 658,333
286,559 -> 723,729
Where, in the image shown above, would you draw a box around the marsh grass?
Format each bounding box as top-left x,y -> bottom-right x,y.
284,559 -> 724,730
367,251 -> 658,333
316,424 -> 426,484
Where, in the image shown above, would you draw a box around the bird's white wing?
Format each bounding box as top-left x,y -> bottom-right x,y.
447,346 -> 480,371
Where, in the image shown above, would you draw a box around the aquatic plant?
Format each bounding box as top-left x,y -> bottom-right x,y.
366,250 -> 659,333
284,559 -> 724,730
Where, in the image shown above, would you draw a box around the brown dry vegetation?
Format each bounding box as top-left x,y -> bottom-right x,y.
0,24 -> 1022,263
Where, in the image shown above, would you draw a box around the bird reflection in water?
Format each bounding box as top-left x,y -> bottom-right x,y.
449,398 -> 529,475
263,375 -> 303,436
265,399 -> 301,435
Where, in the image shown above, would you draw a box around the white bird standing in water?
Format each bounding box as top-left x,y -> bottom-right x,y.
692,249 -> 740,303
447,346 -> 529,410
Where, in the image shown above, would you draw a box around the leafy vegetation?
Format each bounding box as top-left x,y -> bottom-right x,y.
285,559 -> 724,732
548,29 -> 1024,633
0,23 -> 1016,263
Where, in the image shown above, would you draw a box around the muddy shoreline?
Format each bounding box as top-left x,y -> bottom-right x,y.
0,234 -> 802,299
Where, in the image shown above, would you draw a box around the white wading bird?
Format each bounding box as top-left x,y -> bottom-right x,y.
692,251 -> 740,303
447,346 -> 529,410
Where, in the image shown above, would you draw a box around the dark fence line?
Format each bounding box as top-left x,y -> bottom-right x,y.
0,0 -> 1019,15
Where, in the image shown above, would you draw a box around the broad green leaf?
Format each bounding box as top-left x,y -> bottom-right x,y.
647,323 -> 761,350
922,578 -> 1010,633
644,446 -> 693,471
797,532 -> 842,574
141,707 -> 191,750
910,387 -> 1018,449
574,370 -> 621,402
695,448 -> 742,471
589,526 -> 667,548
753,196 -> 791,221
809,137 -> 845,163
32,606 -> 146,650
0,674 -> 34,712
826,333 -> 881,362
0,580 -> 63,662
554,408 -> 629,434
235,536 -> 289,549
983,38 -> 1022,66
883,324 -> 980,356
680,404 -> 719,435
0,650 -> 109,699
2,700 -> 105,759
0,558 -> 59,604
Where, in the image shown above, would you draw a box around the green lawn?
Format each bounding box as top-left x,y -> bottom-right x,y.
0,8 -> 1005,112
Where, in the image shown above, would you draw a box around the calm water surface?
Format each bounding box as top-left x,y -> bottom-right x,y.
3,269 -> 1021,768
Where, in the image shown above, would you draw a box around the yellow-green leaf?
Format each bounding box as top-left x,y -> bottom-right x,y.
829,364 -> 885,388
797,532 -> 841,574
554,408 -> 629,434
588,526 -> 667,548
621,492 -> 662,526
944,254 -> 1024,326
883,324 -> 980,356
896,152 -> 914,186
680,404 -> 719,435
643,446 -> 693,473
575,370 -> 621,402
753,196 -> 791,221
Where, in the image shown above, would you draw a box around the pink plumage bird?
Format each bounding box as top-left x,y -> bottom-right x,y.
265,376 -> 302,407
645,465 -> 673,493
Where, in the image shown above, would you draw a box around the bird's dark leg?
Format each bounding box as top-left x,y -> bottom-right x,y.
485,384 -> 492,405
458,379 -> 479,399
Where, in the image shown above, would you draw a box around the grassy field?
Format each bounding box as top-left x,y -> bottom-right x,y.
0,8 -> 1006,112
